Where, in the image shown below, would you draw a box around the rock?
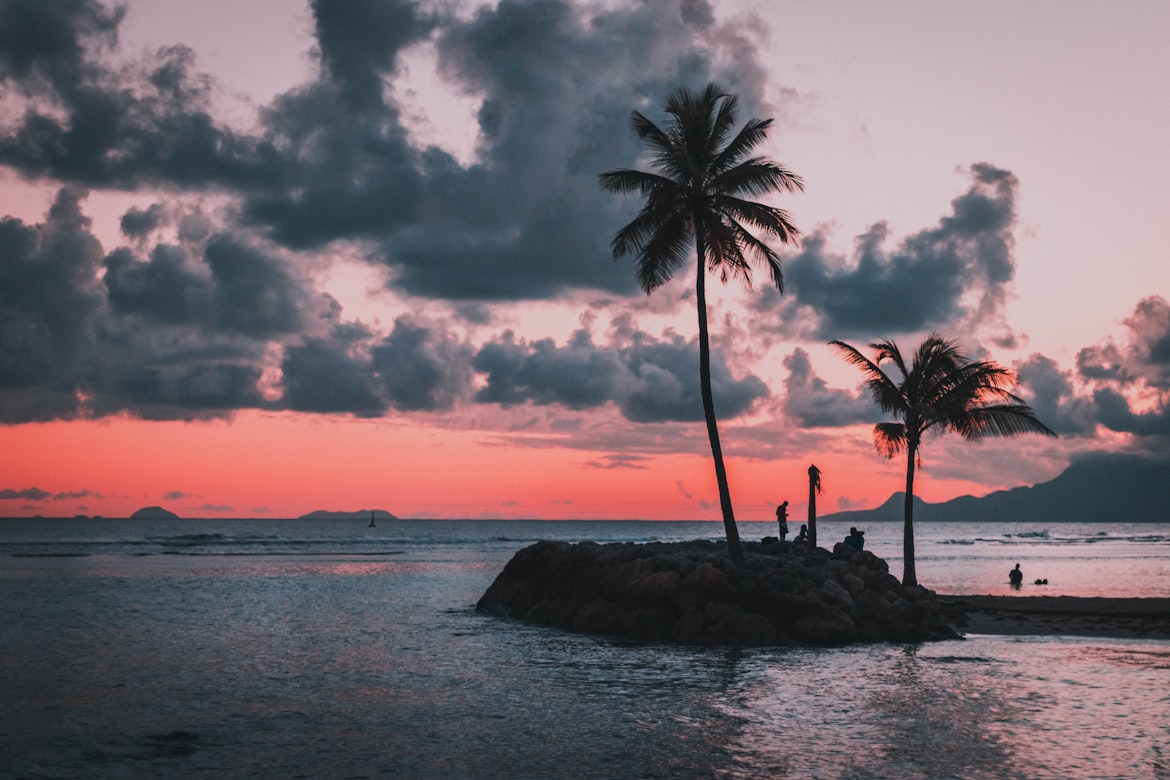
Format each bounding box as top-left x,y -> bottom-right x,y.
476,539 -> 962,647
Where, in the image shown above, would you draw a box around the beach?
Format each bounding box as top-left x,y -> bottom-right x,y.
940,595 -> 1170,639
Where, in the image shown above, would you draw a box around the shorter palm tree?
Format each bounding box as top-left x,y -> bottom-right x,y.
807,464 -> 822,548
831,334 -> 1056,586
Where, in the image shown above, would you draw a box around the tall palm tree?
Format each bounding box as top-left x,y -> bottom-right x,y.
600,83 -> 802,564
831,334 -> 1056,586
807,463 -> 822,548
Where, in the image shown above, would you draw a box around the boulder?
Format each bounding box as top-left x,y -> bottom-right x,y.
476,539 -> 962,647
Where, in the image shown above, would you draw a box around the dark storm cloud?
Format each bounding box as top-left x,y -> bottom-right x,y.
1014,353 -> 1097,436
385,0 -> 749,300
0,0 -> 121,93
119,203 -> 166,239
279,336 -> 386,417
781,348 -> 871,427
0,4 -> 284,190
0,0 -> 793,424
0,189 -> 324,422
370,317 -> 476,411
1,0 -> 769,300
473,327 -> 768,423
278,316 -> 478,415
762,163 -> 1019,340
0,186 -> 106,420
1074,296 -> 1170,438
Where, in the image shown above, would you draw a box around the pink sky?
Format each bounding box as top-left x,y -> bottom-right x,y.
1,1 -> 1168,519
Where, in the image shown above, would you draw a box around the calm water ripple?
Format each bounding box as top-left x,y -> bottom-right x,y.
1,519 -> 1168,778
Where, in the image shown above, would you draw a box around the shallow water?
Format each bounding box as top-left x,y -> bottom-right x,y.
2,519 -> 1168,778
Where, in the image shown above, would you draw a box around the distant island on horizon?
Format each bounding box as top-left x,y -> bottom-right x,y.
297,509 -> 399,521
130,506 -> 180,520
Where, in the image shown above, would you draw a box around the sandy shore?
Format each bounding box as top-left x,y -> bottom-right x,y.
938,595 -> 1170,639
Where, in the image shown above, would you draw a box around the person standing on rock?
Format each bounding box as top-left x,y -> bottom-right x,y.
775,502 -> 789,541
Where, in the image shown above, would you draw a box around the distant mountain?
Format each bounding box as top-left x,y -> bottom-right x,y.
298,509 -> 399,521
820,453 -> 1170,525
130,506 -> 180,520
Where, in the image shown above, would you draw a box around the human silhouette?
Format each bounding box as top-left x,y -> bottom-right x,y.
1009,563 -> 1023,588
843,527 -> 865,551
775,501 -> 789,541
794,524 -> 809,546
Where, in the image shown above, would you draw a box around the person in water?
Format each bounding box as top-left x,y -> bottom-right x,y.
1009,563 -> 1023,588
775,501 -> 789,541
843,527 -> 865,551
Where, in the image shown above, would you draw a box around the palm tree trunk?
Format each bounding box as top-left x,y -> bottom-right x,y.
808,476 -> 817,548
694,227 -> 743,564
902,446 -> 917,586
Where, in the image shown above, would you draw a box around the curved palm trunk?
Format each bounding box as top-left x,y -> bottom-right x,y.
695,228 -> 743,564
902,446 -> 918,586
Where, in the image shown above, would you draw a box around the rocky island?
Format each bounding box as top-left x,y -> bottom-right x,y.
129,506 -> 180,520
297,509 -> 398,521
477,538 -> 962,647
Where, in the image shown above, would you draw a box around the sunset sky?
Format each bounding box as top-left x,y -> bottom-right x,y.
1,0 -> 1168,520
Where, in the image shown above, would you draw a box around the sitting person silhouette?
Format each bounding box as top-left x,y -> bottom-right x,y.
794,524 -> 809,546
843,527 -> 865,551
1009,563 -> 1023,588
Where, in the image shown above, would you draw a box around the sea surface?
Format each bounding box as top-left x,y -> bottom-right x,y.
1,518 -> 1168,779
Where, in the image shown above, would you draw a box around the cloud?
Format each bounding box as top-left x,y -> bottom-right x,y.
0,0 -> 778,302
0,487 -> 103,501
0,487 -> 51,501
370,317 -> 476,411
1075,296 -> 1170,438
781,348 -> 871,427
0,186 -> 108,421
758,164 -> 1020,342
1014,353 -> 1097,436
473,326 -> 768,423
0,189 -> 317,421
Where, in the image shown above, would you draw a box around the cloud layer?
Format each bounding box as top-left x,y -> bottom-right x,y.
1,0 -> 1166,470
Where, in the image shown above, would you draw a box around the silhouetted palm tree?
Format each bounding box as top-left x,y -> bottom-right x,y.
807,464 -> 822,548
601,84 -> 802,564
831,334 -> 1056,586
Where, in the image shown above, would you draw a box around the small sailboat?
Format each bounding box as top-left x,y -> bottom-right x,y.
368,511 -> 376,528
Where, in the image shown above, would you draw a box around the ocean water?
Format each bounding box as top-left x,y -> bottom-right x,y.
1,518 -> 1168,779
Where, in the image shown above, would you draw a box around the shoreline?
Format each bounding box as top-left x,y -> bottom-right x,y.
938,595 -> 1170,639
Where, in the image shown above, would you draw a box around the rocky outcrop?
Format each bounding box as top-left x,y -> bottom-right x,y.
477,539 -> 962,647
130,506 -> 180,520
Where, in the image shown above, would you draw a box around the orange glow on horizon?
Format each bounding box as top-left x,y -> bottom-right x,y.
0,410 -> 996,521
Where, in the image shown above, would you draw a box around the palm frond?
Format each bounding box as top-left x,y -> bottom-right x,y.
956,403 -> 1058,440
829,340 -> 906,414
869,338 -> 910,381
874,422 -> 908,459
711,118 -> 771,174
599,168 -> 674,196
712,158 -> 805,198
634,212 -> 692,292
726,219 -> 783,290
717,196 -> 800,244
